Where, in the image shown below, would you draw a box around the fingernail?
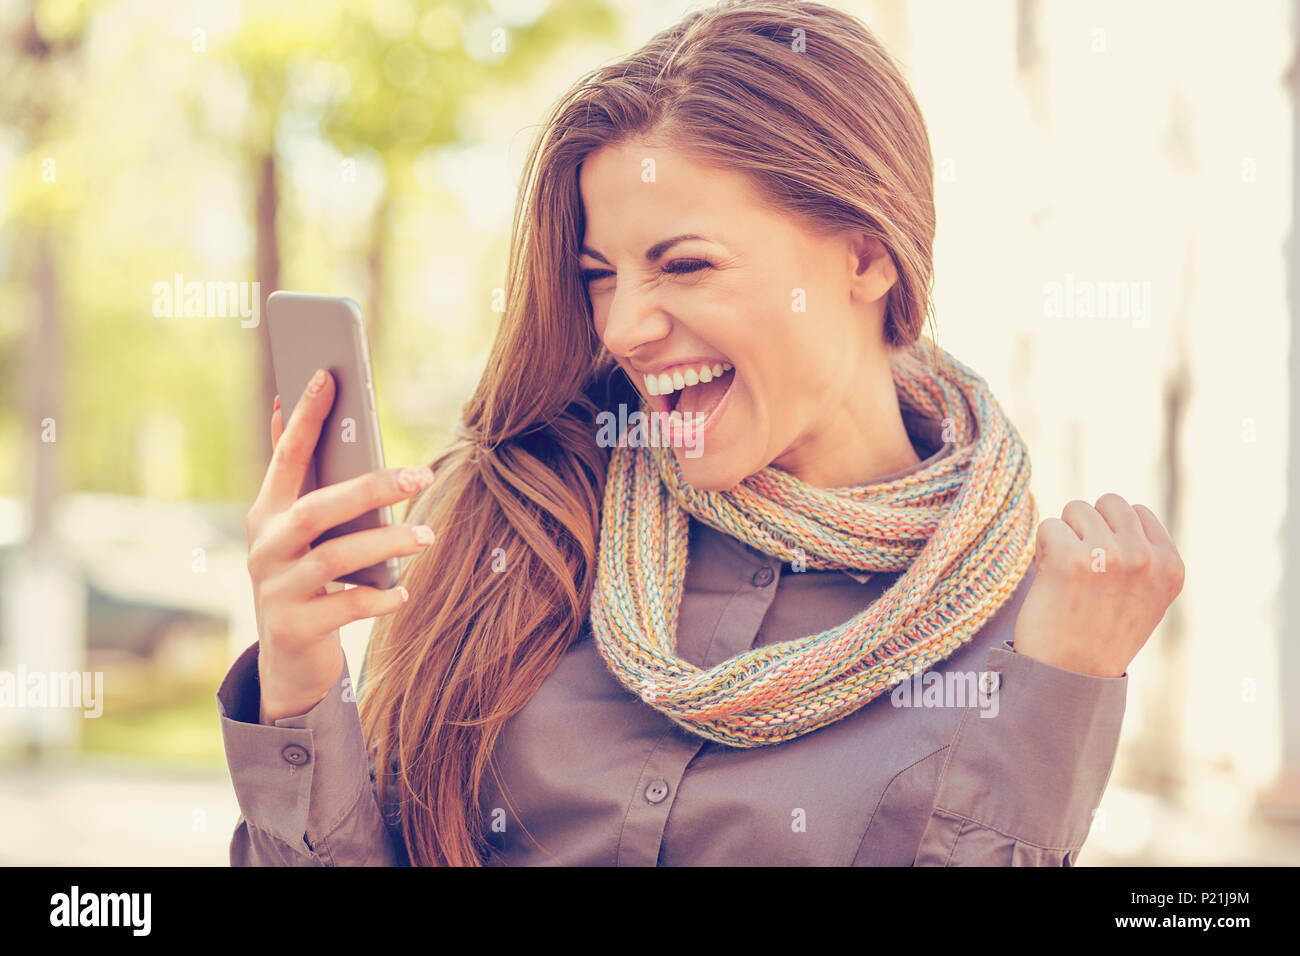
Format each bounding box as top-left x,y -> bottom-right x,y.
274,394 -> 281,411
397,586 -> 409,602
398,466 -> 435,493
413,525 -> 435,545
307,368 -> 326,394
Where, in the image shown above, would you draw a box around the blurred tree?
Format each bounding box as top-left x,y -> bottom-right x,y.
194,0 -> 619,480
195,1 -> 349,481
0,0 -> 100,755
0,0 -> 98,552
319,0 -> 619,346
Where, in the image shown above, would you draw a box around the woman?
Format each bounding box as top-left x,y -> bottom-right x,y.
220,0 -> 1184,866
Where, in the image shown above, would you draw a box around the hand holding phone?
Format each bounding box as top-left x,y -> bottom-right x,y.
244,292 -> 437,723
245,369 -> 439,723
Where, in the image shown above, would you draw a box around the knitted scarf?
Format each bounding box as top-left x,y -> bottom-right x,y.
588,342 -> 1039,748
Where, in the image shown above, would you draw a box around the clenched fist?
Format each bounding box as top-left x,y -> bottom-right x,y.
1012,493 -> 1185,678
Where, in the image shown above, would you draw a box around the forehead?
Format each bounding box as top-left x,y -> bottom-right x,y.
577,141 -> 770,247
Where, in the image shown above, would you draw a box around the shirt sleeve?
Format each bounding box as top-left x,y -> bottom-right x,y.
216,640 -> 408,866
913,639 -> 1127,866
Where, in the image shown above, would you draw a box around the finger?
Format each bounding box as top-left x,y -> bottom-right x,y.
267,464 -> 435,557
278,523 -> 435,598
1132,503 -> 1177,550
256,368 -> 335,513
1060,498 -> 1113,542
1093,492 -> 1144,541
298,581 -> 411,635
270,402 -> 284,450
1035,515 -> 1083,556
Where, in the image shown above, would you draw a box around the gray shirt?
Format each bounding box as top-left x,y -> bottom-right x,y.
217,430 -> 1128,866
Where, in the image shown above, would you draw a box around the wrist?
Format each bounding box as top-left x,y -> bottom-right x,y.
1012,639 -> 1124,678
257,642 -> 345,724
258,685 -> 333,725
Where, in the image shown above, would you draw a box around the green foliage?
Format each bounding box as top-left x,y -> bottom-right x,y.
0,0 -> 623,503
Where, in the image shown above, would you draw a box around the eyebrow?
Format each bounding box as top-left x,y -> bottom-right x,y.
579,233 -> 705,265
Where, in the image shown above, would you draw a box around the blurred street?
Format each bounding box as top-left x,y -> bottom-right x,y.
0,755 -> 239,866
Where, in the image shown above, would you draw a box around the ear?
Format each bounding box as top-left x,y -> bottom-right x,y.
845,233 -> 898,305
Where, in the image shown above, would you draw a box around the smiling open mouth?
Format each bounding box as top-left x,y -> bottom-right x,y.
641,361 -> 736,420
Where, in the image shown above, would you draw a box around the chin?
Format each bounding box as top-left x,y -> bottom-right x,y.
672,446 -> 750,492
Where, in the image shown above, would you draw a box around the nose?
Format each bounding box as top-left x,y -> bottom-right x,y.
597,279 -> 673,362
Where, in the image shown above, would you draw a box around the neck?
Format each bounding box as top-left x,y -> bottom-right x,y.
771,356 -> 921,489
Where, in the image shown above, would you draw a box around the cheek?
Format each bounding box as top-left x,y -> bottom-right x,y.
736,336 -> 827,441
748,312 -> 823,391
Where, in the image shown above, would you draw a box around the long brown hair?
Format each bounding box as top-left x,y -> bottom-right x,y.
359,0 -> 939,866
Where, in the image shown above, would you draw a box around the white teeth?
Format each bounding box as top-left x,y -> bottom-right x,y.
642,361 -> 733,398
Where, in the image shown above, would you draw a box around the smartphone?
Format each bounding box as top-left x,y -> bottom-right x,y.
266,291 -> 401,590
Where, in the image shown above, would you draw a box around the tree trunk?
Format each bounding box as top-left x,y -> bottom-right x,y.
1259,0 -> 1300,821
27,230 -> 59,549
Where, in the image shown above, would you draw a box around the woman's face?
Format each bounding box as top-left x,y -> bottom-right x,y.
578,139 -> 900,491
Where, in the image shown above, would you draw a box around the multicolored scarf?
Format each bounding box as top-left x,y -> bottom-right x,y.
588,342 -> 1038,747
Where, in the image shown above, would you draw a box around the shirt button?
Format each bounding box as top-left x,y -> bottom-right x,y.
644,778 -> 670,804
751,565 -> 774,587
979,672 -> 1000,695
281,744 -> 310,766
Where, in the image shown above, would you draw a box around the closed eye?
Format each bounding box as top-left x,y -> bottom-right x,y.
662,258 -> 712,275
580,258 -> 713,285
